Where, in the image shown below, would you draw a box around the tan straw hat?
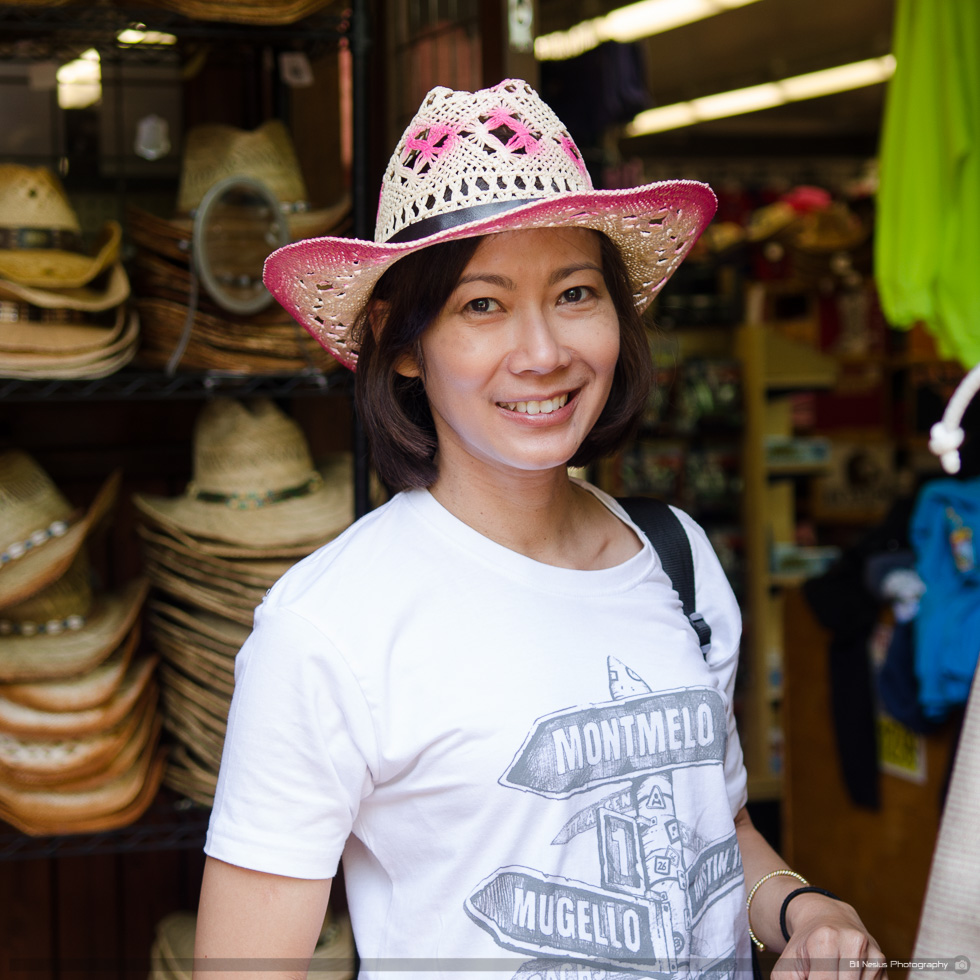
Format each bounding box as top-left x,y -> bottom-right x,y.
0,303 -> 127,355
132,399 -> 354,549
0,261 -> 130,311
0,654 -> 156,738
0,620 -> 138,713
0,554 -> 149,682
0,165 -> 123,289
0,686 -> 156,786
264,78 -> 717,370
139,0 -> 335,26
149,907 -> 356,980
0,732 -> 165,835
0,306 -> 139,377
127,120 -> 351,264
0,453 -> 121,609
132,296 -> 335,374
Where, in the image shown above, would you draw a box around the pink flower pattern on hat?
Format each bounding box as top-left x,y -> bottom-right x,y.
402,125 -> 458,170
482,107 -> 541,155
559,135 -> 588,179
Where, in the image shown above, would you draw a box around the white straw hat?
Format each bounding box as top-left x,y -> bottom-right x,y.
264,78 -> 717,369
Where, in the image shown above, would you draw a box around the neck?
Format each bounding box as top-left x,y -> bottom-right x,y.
427,463 -> 636,570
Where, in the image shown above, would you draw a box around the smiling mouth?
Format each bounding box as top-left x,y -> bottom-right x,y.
497,391 -> 573,415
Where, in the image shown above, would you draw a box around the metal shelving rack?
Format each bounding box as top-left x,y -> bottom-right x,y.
0,0 -> 371,857
0,368 -> 351,402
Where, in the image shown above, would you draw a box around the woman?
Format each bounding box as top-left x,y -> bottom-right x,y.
195,80 -> 884,980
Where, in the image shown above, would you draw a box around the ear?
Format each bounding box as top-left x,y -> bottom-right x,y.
366,299 -> 389,341
395,349 -> 422,378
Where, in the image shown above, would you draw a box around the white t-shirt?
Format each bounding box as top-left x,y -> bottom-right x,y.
206,482 -> 751,979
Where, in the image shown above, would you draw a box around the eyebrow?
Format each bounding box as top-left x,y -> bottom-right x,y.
454,263 -> 603,291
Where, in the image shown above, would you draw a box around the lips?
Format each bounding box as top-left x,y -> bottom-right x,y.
497,392 -> 572,415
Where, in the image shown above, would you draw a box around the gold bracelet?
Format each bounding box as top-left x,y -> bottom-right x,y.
746,869 -> 809,951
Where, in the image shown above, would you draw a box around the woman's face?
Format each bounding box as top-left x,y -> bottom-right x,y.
398,226 -> 620,484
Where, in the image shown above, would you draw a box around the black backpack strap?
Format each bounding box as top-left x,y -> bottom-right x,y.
617,496 -> 712,657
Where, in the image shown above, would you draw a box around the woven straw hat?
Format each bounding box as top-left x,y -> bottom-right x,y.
0,453 -> 121,609
263,78 -> 717,370
0,165 -> 122,289
0,261 -> 130,311
127,120 -> 351,264
0,621 -> 138,713
0,554 -> 149,682
149,908 -> 356,980
0,731 -> 165,835
132,399 -> 354,549
0,304 -> 127,355
0,307 -> 139,378
139,0 -> 334,26
133,296 -> 335,374
0,685 -> 155,786
0,654 -> 156,738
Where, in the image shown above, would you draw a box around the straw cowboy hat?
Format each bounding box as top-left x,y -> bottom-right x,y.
0,552 -> 149,682
0,621 -> 139,713
139,0 -> 335,27
127,120 -> 351,265
0,452 -> 121,609
0,730 -> 165,835
148,908 -> 356,980
0,260 -> 130,312
0,684 -> 156,786
132,399 -> 354,550
0,307 -> 139,380
263,78 -> 718,370
0,165 -> 123,291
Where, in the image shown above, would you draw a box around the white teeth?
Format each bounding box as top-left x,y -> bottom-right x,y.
500,393 -> 569,415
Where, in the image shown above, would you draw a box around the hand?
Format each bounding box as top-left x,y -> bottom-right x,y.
776,892 -> 888,980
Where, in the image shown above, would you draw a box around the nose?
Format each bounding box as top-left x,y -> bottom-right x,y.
506,308 -> 571,375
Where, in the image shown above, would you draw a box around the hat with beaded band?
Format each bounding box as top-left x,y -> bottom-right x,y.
263,78 -> 717,371
0,453 -> 121,610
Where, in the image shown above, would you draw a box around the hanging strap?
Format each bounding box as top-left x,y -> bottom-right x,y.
618,495 -> 712,657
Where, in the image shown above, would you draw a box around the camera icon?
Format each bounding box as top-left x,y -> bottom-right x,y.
954,957 -> 970,974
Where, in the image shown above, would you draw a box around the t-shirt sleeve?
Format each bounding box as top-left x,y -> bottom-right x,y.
673,507 -> 749,818
205,595 -> 377,880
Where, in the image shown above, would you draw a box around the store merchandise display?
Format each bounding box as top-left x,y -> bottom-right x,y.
132,398 -> 355,805
127,120 -> 350,374
0,452 -> 160,835
148,906 -> 356,980
0,165 -> 139,379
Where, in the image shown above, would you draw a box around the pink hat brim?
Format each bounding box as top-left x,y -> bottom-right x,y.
263,180 -> 717,371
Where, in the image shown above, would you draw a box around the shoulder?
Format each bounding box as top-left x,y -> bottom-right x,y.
259,491 -> 423,613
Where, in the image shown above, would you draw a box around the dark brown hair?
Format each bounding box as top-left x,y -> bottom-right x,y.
352,230 -> 654,491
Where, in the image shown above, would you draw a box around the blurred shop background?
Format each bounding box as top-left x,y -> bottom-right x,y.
1,0 -> 977,976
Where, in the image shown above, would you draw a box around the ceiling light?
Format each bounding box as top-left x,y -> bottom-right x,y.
535,0 -> 763,61
56,49 -> 101,110
626,54 -> 896,136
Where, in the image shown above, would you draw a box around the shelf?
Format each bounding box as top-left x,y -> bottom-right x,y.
0,368 -> 350,402
0,4 -> 349,47
0,789 -> 210,862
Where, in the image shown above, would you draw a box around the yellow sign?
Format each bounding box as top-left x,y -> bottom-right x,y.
877,713 -> 926,784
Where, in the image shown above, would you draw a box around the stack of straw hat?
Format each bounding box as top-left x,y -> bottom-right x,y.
132,397 -> 355,805
0,165 -> 139,380
127,120 -> 349,374
148,906 -> 356,980
0,451 -> 162,835
138,0 -> 335,25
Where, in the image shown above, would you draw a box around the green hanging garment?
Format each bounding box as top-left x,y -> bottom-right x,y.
875,0 -> 980,366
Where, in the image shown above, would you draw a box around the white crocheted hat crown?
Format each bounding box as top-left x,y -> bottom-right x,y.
376,79 -> 592,244
263,79 -> 718,370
